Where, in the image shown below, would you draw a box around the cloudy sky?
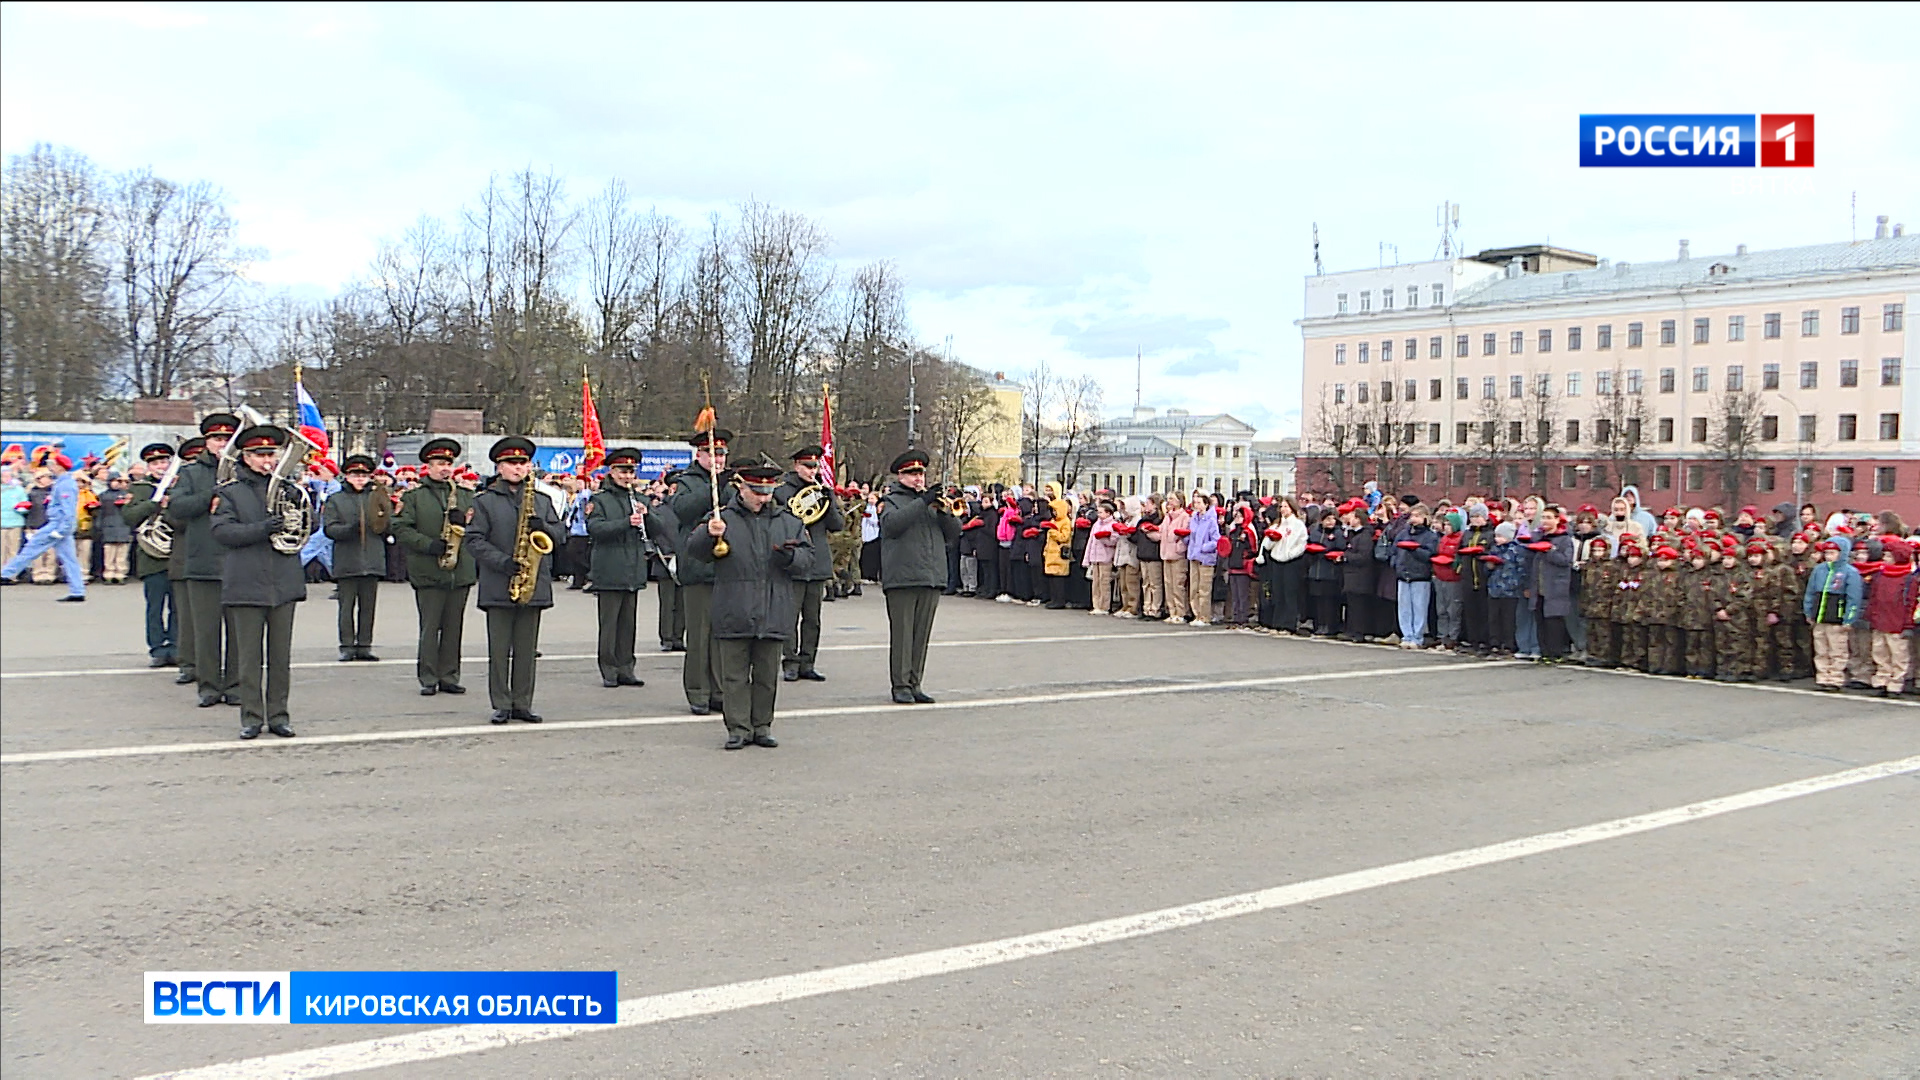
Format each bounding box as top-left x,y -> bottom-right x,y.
5,2 -> 1916,436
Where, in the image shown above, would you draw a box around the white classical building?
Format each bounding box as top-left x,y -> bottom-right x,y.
1033,407 -> 1294,497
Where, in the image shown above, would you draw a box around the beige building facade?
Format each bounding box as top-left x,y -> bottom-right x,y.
1298,231 -> 1919,519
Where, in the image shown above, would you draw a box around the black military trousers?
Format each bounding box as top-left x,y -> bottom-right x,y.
485,606 -> 542,712
885,586 -> 940,693
336,575 -> 379,650
228,601 -> 295,731
181,579 -> 232,697
784,579 -> 825,672
597,589 -> 639,682
680,583 -> 721,709
1461,587 -> 1491,650
656,576 -> 684,649
715,637 -> 782,738
413,585 -> 469,689
171,578 -> 196,678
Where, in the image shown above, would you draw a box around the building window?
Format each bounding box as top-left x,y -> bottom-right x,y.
1761,415 -> 1779,441
1797,414 -> 1816,442
1628,322 -> 1644,348
1358,342 -> 1370,364
1626,417 -> 1642,443
1506,330 -> 1521,354
1562,465 -> 1580,488
1454,422 -> 1470,446
1455,334 -> 1468,358
1455,377 -> 1469,400
1660,319 -> 1677,345
1428,378 -> 1442,401
1432,284 -> 1445,307
1565,419 -> 1581,444
1655,464 -> 1672,490
1381,289 -> 1393,311
1727,315 -> 1745,342
1482,376 -> 1496,399
1886,303 -> 1905,331
1404,378 -> 1418,402
1477,464 -> 1495,486
1534,372 -> 1551,397
1356,382 -> 1369,403
1333,383 -> 1346,404
1359,291 -> 1371,312
1841,306 -> 1860,334
1757,466 -> 1776,492
1424,463 -> 1439,483
1596,369 -> 1614,395
1693,317 -> 1710,344
1725,365 -> 1744,391
1538,328 -> 1553,352
1509,374 -> 1523,399
1507,420 -> 1524,444
1882,413 -> 1902,440
1838,414 -> 1857,440
1658,417 -> 1674,442
1876,467 -> 1898,494
1427,423 -> 1441,444
1884,358 -> 1903,386
1686,465 -> 1704,491
1428,336 -> 1441,359
1594,418 -> 1613,443
1691,366 -> 1708,392
1215,445 -> 1225,458
1591,464 -> 1609,490
1334,344 -> 1347,365
1566,371 -> 1583,396
1450,463 -> 1466,485
1381,339 -> 1394,362
1625,368 -> 1644,394
1799,361 -> 1818,389
1405,337 -> 1417,361
1482,332 -> 1496,356
1801,309 -> 1819,336
1764,312 -> 1781,339
1690,417 -> 1708,443
1568,326 -> 1582,351
1839,358 -> 1858,387
1763,362 -> 1780,390
1798,466 -> 1813,494
1597,323 -> 1613,349
1659,367 -> 1676,393
1381,380 -> 1394,403
1480,421 -> 1496,445
1833,466 -> 1854,493
1336,293 -> 1348,314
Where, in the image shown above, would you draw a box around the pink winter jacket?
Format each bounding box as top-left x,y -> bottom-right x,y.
1160,506 -> 1190,560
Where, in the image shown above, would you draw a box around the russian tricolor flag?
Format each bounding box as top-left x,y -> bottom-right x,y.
296,381 -> 330,453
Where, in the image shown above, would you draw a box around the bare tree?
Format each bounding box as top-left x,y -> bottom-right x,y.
108,170 -> 253,399
1587,365 -> 1651,494
1306,384 -> 1362,492
922,362 -> 1007,484
1052,374 -> 1104,488
1,144 -> 113,418
727,200 -> 833,454
1019,357 -> 1055,487
1708,386 -> 1767,510
1519,368 -> 1560,493
1470,394 -> 1517,499
1359,372 -> 1419,493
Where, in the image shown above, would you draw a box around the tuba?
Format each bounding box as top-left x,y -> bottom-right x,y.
264,426 -> 324,556
787,481 -> 830,526
134,452 -> 186,560
507,477 -> 555,604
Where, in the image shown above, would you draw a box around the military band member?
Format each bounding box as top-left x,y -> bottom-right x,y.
165,414 -> 239,708
463,437 -> 563,724
211,424 -> 307,739
161,437 -> 205,683
649,478 -> 685,652
585,447 -> 650,688
391,438 -> 476,696
879,450 -> 961,704
685,462 -> 815,749
665,428 -> 732,715
774,444 -> 845,682
121,442 -> 179,668
322,454 -> 390,662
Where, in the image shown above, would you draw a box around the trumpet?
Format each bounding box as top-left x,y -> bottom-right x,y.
946,494 -> 968,517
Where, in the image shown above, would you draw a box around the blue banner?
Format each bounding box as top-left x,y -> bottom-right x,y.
1579,114 -> 1754,167
1,430 -> 130,471
289,971 -> 617,1024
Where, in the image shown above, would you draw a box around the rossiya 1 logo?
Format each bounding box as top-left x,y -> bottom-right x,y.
1579,114 -> 1813,168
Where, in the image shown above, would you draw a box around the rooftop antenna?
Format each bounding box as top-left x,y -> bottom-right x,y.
1312,223 -> 1323,276
1134,347 -> 1142,410
1851,190 -> 1857,242
1435,201 -> 1459,259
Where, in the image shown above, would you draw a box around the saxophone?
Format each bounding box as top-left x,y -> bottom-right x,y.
507,478 -> 554,604
436,486 -> 466,571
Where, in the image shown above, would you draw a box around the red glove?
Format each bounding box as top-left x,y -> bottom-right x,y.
1305,542 -> 1326,553
1525,541 -> 1553,552
1022,528 -> 1039,539
1115,523 -> 1135,535
1074,517 -> 1091,528
1327,550 -> 1346,561
1174,527 -> 1191,537
1093,528 -> 1112,539
1141,521 -> 1160,533
1430,554 -> 1454,566
1480,554 -> 1505,565
961,518 -> 984,530
1458,545 -> 1485,555
1215,537 -> 1232,556
1264,527 -> 1282,540
1395,540 -> 1419,549
1006,514 -> 1023,524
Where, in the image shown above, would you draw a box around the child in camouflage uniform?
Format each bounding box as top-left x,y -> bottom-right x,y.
1579,534 -> 1621,668
1615,537 -> 1649,671
1680,543 -> 1718,678
1644,543 -> 1685,675
1712,538 -> 1757,682
1777,532 -> 1815,679
1750,540 -> 1791,680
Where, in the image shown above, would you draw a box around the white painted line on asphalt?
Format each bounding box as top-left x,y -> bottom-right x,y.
0,631 -> 1172,680
0,661 -> 1486,765
134,753 -> 1920,1080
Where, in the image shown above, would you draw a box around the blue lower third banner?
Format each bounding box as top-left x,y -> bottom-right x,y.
146,971 -> 618,1024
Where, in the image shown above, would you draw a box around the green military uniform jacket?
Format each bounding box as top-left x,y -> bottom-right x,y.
1616,563 -> 1648,624
772,471 -> 847,584
665,464 -> 723,587
684,498 -> 816,639
120,479 -> 170,579
1582,554 -> 1621,620
391,478 -> 477,589
585,484 -> 651,592
162,453 -> 226,582
1641,563 -> 1682,626
321,485 -> 391,579
1678,563 -> 1717,631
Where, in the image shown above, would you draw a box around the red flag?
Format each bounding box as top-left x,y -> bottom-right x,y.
819,384 -> 836,488
580,371 -> 605,474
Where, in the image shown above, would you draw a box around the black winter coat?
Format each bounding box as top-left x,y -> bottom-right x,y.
879,481 -> 960,590
772,470 -> 846,582
1340,524 -> 1378,594
1307,523 -> 1341,586
585,484 -> 652,592
684,498 -> 815,638
322,484 -> 391,579
463,477 -> 564,609
210,466 -> 307,607
1391,523 -> 1440,582
163,453 -> 225,582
